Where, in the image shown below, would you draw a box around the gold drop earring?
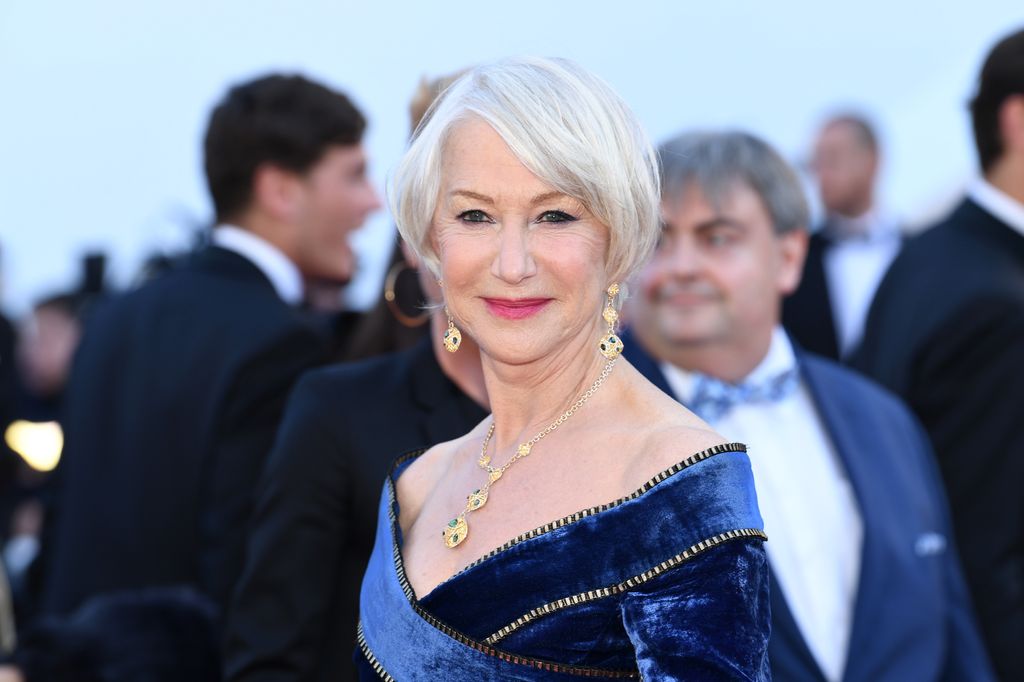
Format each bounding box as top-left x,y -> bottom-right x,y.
599,283 -> 624,359
437,279 -> 462,353
443,306 -> 462,354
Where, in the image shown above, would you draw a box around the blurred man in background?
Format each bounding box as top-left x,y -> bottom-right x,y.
40,73 -> 380,623
224,72 -> 483,682
783,114 -> 901,362
626,130 -> 992,681
1,255 -> 108,623
15,294 -> 82,423
857,28 -> 1024,679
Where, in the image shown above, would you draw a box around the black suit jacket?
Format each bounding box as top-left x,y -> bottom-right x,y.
784,227 -> 906,363
855,198 -> 1024,680
224,338 -> 487,682
42,246 -> 327,617
783,231 -> 842,361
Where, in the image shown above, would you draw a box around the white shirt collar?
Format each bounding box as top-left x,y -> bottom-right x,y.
659,326 -> 797,404
968,178 -> 1024,238
211,224 -> 304,305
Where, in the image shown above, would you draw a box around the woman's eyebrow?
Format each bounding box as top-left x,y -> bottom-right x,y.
529,191 -> 568,206
448,189 -> 571,207
449,189 -> 494,205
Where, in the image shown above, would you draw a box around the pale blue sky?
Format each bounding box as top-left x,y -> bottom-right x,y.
1,1 -> 1022,314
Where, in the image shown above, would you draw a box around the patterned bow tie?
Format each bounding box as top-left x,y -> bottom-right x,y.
688,368 -> 800,423
819,223 -> 870,245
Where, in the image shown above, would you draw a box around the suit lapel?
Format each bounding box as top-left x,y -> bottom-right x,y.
768,563 -> 828,682
798,354 -> 881,682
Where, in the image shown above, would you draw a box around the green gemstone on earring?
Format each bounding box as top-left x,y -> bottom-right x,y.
448,518 -> 458,527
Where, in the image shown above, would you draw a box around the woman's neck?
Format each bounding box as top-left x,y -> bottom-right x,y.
480,323 -> 610,452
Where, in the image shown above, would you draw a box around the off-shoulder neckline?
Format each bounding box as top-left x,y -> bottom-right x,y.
387,441 -> 748,602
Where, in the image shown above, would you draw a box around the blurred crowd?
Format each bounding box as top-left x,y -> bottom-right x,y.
0,26 -> 1021,682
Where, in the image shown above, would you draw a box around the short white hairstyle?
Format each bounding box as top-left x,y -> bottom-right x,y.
389,56 -> 661,284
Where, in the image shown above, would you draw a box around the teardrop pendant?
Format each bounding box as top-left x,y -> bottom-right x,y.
442,516 -> 468,548
466,488 -> 488,511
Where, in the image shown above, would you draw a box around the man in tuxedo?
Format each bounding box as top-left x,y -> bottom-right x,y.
626,130 -> 993,681
856,29 -> 1024,680
783,114 -> 901,362
41,74 -> 381,618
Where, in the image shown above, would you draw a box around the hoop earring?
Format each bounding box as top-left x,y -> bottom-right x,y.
443,306 -> 462,353
383,262 -> 429,328
598,283 -> 624,359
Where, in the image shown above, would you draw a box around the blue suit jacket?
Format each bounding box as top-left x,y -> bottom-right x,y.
622,330 -> 994,682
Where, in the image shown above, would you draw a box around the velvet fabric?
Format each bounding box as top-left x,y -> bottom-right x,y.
357,445 -> 771,680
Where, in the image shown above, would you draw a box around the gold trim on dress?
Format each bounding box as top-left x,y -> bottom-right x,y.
444,442 -> 748,582
384,452 -> 642,678
483,527 -> 768,644
356,622 -> 397,682
377,442 -> 751,678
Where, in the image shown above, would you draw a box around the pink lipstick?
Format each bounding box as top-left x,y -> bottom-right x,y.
483,297 -> 552,320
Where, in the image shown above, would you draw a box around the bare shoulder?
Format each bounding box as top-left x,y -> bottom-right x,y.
641,422 -> 731,473
614,361 -> 733,490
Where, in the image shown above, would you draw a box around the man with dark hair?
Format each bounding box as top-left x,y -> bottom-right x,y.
857,28 -> 1024,679
628,130 -> 993,681
41,74 -> 380,619
783,113 -> 901,362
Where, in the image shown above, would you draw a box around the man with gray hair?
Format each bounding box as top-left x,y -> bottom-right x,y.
623,131 -> 993,681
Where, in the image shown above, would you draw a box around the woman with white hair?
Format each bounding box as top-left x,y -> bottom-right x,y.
356,57 -> 770,680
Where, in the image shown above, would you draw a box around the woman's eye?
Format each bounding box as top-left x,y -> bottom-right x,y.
457,210 -> 491,223
537,210 -> 578,224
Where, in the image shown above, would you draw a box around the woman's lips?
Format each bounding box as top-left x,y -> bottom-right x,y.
483,297 -> 552,320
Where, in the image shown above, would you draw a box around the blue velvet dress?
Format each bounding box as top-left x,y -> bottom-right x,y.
357,443 -> 771,680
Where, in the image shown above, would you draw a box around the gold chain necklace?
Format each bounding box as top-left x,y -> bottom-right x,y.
442,358 -> 617,548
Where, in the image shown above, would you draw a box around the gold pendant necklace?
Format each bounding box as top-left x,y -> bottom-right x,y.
442,358 -> 617,548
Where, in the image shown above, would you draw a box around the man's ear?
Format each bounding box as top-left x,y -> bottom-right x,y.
999,94 -> 1024,159
251,163 -> 303,221
777,228 -> 809,296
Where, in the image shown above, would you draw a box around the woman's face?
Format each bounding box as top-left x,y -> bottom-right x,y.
431,118 -> 610,365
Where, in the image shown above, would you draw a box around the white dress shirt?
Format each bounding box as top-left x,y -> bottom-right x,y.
968,177 -> 1024,237
660,328 -> 863,682
211,224 -> 304,306
822,210 -> 901,358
